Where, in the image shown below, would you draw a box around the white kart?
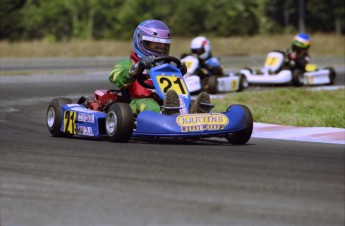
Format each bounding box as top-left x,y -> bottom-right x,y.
240,51 -> 336,86
181,55 -> 248,94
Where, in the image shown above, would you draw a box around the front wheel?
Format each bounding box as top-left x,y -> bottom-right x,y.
47,97 -> 73,137
106,102 -> 134,143
225,105 -> 253,145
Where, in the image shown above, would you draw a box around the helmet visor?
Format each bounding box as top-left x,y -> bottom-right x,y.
292,41 -> 309,50
191,47 -> 205,55
143,41 -> 170,55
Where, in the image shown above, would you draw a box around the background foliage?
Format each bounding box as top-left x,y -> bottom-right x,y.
0,0 -> 344,41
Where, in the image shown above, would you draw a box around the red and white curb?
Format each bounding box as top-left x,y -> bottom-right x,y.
253,122 -> 345,145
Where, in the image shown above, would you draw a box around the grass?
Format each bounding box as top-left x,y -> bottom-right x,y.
212,88 -> 345,128
1,33 -> 344,58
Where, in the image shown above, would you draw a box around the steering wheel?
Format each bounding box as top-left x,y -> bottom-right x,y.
137,56 -> 182,89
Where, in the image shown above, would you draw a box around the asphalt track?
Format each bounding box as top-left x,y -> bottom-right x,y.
0,58 -> 344,226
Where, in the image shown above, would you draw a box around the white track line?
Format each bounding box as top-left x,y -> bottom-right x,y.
253,122 -> 345,145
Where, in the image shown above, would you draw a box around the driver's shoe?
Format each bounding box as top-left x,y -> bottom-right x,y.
190,92 -> 214,113
163,89 -> 180,115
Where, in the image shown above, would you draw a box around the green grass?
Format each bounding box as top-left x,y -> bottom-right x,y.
1,33 -> 344,58
212,88 -> 345,128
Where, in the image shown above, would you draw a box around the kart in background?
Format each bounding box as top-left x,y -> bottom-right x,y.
239,51 -> 336,86
181,54 -> 248,94
47,56 -> 253,144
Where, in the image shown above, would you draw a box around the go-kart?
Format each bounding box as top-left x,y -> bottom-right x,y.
181,54 -> 248,94
46,56 -> 253,144
240,51 -> 336,86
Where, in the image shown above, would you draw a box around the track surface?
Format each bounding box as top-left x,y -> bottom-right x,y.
0,59 -> 344,226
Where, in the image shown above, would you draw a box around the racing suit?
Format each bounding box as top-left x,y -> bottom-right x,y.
286,49 -> 310,71
193,54 -> 224,90
109,51 -> 161,115
205,56 -> 223,75
198,54 -> 224,79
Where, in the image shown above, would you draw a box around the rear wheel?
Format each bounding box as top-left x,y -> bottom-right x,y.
292,69 -> 304,86
237,73 -> 248,92
208,75 -> 218,94
47,98 -> 73,137
225,105 -> 253,145
325,67 -> 336,85
106,102 -> 134,143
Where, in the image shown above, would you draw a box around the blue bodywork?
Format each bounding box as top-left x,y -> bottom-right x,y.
133,105 -> 248,138
150,63 -> 191,114
60,104 -> 107,137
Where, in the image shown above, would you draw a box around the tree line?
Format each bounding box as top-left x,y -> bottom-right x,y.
0,0 -> 344,41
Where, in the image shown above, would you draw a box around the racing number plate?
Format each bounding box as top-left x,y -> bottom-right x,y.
156,75 -> 188,95
64,110 -> 76,134
264,56 -> 279,67
184,61 -> 192,69
231,80 -> 237,90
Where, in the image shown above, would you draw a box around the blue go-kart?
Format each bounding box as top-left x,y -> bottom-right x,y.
46,56 -> 253,144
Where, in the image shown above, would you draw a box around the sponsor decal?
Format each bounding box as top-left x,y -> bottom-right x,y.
231,79 -> 237,90
176,113 -> 229,132
307,76 -> 314,84
69,106 -> 96,113
179,98 -> 187,115
142,35 -> 171,43
77,112 -> 95,123
77,126 -> 94,136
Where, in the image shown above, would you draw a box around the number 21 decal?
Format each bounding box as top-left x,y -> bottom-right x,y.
157,76 -> 188,95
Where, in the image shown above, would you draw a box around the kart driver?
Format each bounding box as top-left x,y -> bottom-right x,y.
109,19 -> 212,115
285,33 -> 311,70
188,36 -> 224,78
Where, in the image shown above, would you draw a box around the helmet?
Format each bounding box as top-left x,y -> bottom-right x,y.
292,33 -> 311,50
190,36 -> 211,60
133,20 -> 171,59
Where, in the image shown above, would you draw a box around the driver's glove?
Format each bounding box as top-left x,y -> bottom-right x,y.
139,55 -> 155,69
289,60 -> 296,67
179,62 -> 187,75
129,55 -> 155,79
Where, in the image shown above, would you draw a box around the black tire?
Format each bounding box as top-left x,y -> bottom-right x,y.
46,97 -> 73,137
225,105 -> 253,145
208,75 -> 218,94
325,67 -> 336,85
292,69 -> 304,86
106,102 -> 134,143
237,73 -> 248,92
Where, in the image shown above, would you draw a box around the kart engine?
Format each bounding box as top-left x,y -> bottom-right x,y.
90,90 -> 117,111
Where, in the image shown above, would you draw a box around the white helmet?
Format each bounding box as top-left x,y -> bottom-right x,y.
190,36 -> 211,60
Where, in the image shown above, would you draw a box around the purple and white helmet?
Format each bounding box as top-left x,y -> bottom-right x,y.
133,20 -> 171,59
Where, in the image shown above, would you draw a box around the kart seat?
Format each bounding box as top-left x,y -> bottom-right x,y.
264,51 -> 285,73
